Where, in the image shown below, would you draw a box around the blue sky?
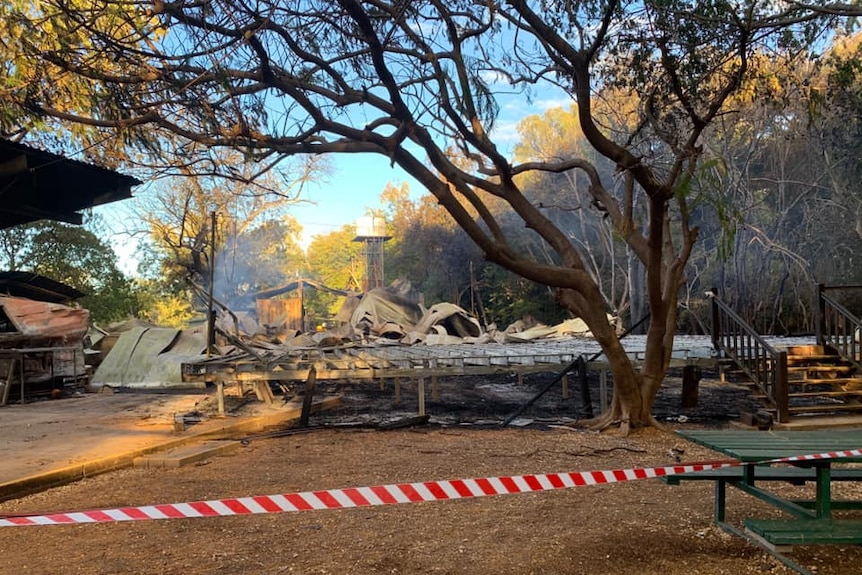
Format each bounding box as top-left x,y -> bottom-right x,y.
288,153 -> 422,246
285,91 -> 571,247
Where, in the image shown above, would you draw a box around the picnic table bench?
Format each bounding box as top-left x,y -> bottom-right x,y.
664,429 -> 862,575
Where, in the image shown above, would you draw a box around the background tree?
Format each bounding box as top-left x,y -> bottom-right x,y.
2,1 -> 855,433
380,183 -> 482,310
511,105 -> 635,324
135,151 -> 318,319
305,225 -> 364,324
218,217 -> 307,304
689,40 -> 862,332
0,218 -> 141,323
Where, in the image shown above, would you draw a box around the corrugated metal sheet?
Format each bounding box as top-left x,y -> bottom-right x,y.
256,298 -> 303,332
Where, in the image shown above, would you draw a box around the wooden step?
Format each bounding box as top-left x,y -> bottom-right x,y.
788,365 -> 854,373
785,344 -> 826,356
787,403 -> 862,414
786,355 -> 847,367
790,377 -> 862,387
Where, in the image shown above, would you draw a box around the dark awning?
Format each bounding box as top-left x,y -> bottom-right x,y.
0,139 -> 141,229
0,271 -> 86,303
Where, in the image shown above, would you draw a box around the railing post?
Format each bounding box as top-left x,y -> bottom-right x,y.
816,283 -> 826,347
709,288 -> 720,351
775,350 -> 790,423
576,356 -> 593,419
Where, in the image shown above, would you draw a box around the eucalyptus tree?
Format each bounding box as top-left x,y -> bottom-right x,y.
1,219 -> 141,323
132,146 -> 318,316
2,1 -> 855,432
379,183 -> 481,309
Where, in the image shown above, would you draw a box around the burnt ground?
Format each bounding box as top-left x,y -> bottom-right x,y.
4,369 -> 862,575
296,367 -> 763,430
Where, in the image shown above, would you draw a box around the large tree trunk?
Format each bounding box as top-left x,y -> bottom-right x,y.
559,286 -> 663,434
559,195 -> 690,435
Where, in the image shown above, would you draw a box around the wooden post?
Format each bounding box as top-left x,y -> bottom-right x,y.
577,358 -> 593,418
299,366 -> 317,428
561,373 -> 569,399
599,370 -> 608,411
417,377 -> 426,416
709,287 -> 720,351
19,353 -> 24,405
776,351 -> 790,423
816,283 -> 826,347
216,381 -> 225,416
0,359 -> 14,406
207,211 -> 217,357
517,372 -> 524,385
431,375 -> 439,401
394,378 -> 401,404
681,365 -> 701,408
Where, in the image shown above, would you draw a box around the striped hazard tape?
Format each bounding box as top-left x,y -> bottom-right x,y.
1,448 -> 859,527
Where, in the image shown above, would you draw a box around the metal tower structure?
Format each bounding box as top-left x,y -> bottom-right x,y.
352,216 -> 391,292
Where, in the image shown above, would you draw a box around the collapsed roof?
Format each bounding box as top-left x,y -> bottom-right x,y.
218,286 -> 613,348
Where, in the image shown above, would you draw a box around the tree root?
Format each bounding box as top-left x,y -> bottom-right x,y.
581,409 -> 664,436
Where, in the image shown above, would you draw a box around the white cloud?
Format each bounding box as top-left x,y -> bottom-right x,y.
489,118 -> 521,144
535,97 -> 574,111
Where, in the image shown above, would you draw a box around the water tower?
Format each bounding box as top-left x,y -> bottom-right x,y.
352,216 -> 391,291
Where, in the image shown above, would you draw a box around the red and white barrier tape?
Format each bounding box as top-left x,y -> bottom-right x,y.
2,448 -> 859,527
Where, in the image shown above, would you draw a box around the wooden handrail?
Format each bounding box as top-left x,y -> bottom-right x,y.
817,284 -> 862,366
709,289 -> 789,422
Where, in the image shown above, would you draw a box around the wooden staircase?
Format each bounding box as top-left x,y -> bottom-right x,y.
709,285 -> 862,425
781,344 -> 862,417
727,344 -> 862,423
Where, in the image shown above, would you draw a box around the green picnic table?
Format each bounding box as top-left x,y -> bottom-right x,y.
666,429 -> 862,575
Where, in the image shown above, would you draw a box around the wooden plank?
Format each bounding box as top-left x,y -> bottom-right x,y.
254,381 -> 275,405
299,366 -> 317,428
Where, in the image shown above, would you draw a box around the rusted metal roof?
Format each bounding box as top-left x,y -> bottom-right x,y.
0,294 -> 90,347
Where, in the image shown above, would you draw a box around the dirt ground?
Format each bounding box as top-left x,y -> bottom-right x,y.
1,370 -> 861,575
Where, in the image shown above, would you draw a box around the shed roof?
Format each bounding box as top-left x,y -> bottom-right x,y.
0,139 -> 141,229
0,271 -> 86,303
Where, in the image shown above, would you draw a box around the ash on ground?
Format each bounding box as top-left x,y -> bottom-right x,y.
300,368 -> 762,429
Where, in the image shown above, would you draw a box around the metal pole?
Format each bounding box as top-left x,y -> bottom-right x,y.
207,211 -> 217,358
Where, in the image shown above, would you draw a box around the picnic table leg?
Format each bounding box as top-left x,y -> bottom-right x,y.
815,464 -> 832,519
715,480 -> 726,523
743,464 -> 755,485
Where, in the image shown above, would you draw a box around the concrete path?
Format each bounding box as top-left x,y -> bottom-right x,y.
0,390 -> 340,501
